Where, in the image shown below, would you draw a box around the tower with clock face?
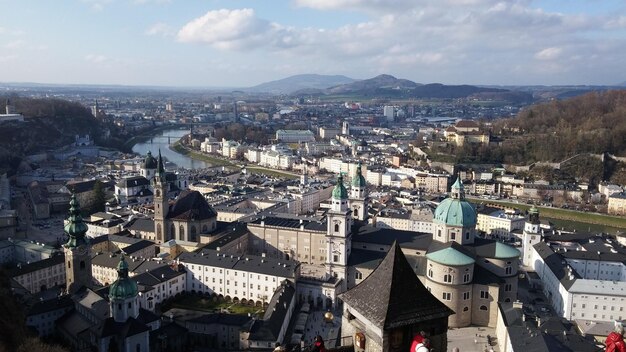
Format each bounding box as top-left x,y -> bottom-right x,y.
63,194 -> 92,294
326,174 -> 352,290
153,150 -> 169,243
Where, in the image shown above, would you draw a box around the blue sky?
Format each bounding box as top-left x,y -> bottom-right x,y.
0,0 -> 625,87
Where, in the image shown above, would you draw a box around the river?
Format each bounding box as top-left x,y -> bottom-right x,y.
132,129 -> 211,169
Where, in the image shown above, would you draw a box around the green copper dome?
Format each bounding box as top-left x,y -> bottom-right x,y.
144,151 -> 157,169
427,247 -> 475,266
332,174 -> 348,200
351,163 -> 366,188
64,194 -> 89,248
490,242 -> 521,259
109,255 -> 138,301
433,176 -> 476,227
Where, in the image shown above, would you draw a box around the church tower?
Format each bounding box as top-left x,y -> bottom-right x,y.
522,205 -> 541,267
349,162 -> 368,221
326,174 -> 352,289
109,255 -> 140,322
432,176 -> 477,245
63,194 -> 92,294
141,151 -> 158,182
153,150 -> 169,243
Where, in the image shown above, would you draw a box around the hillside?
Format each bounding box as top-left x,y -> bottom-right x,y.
246,74 -> 356,94
315,74 -> 521,100
0,97 -> 102,173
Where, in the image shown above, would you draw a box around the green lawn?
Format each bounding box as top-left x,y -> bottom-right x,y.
170,141 -> 235,167
245,166 -> 299,180
469,198 -> 626,233
164,294 -> 264,316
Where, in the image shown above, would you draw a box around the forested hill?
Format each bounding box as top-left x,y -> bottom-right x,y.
0,97 -> 102,173
492,90 -> 626,162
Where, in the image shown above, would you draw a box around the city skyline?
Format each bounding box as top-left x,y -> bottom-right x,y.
1,0 -> 626,87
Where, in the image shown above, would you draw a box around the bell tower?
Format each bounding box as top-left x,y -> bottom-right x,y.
326,174 -> 352,289
522,205 -> 541,267
63,194 -> 92,294
349,162 -> 368,221
109,255 -> 140,322
153,150 -> 169,243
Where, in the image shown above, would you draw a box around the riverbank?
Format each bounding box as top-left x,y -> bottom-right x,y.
469,197 -> 626,234
171,140 -> 299,179
170,140 -> 235,167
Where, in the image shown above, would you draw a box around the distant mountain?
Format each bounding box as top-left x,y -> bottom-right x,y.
316,74 -> 521,100
327,74 -> 420,94
246,74 -> 356,94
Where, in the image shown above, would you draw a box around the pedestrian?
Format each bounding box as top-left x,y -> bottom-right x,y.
312,335 -> 326,352
410,331 -> 427,352
414,337 -> 430,352
606,326 -> 626,352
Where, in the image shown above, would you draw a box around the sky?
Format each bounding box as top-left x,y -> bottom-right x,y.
1,0 -> 625,87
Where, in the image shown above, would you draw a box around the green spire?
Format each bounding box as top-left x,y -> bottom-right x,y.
351,162 -> 366,188
64,194 -> 89,248
332,173 -> 348,200
451,174 -> 465,200
109,255 -> 138,300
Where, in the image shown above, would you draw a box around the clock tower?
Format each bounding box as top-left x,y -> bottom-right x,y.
326,174 -> 352,290
153,150 -> 169,243
63,194 -> 92,294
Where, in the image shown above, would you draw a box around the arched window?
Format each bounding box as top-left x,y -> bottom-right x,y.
504,298 -> 511,302
428,269 -> 433,278
156,223 -> 162,239
480,305 -> 488,311
80,261 -> 85,270
465,232 -> 470,240
68,261 -> 71,269
353,208 -> 358,217
190,226 -> 197,242
443,274 -> 452,283
505,266 -> 512,275
136,344 -> 141,352
202,224 -> 208,233
170,224 -> 175,239
179,225 -> 185,240
334,224 -> 339,232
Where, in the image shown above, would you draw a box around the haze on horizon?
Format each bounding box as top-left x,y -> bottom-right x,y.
1,0 -> 625,88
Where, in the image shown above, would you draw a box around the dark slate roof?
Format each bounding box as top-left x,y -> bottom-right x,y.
533,242 -> 578,290
248,216 -> 327,232
9,254 -> 64,277
66,179 -> 101,194
472,264 -> 504,286
178,249 -> 299,278
202,223 -> 250,250
99,316 -> 150,338
167,190 -> 217,221
115,176 -> 150,189
351,225 -> 433,250
339,242 -> 453,330
120,240 -> 155,257
128,218 -> 155,233
249,280 -> 296,342
26,294 -> 73,316
132,265 -> 185,288
347,249 -> 386,269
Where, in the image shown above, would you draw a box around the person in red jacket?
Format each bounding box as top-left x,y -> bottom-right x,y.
410,331 -> 428,352
312,335 -> 326,352
606,327 -> 626,352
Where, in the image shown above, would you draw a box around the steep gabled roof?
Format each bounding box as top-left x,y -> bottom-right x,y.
167,190 -> 217,221
339,241 -> 453,330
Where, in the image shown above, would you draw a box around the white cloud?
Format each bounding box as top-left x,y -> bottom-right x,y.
535,47 -> 563,61
81,0 -> 114,12
171,2 -> 626,84
145,22 -> 174,37
5,40 -> 25,49
85,54 -> 108,64
177,9 -> 273,50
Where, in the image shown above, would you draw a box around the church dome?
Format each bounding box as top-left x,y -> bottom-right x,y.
109,256 -> 138,300
433,177 -> 477,227
332,174 -> 348,200
144,151 -> 158,169
351,163 -> 366,188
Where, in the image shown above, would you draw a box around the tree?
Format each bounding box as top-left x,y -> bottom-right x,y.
92,180 -> 106,214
